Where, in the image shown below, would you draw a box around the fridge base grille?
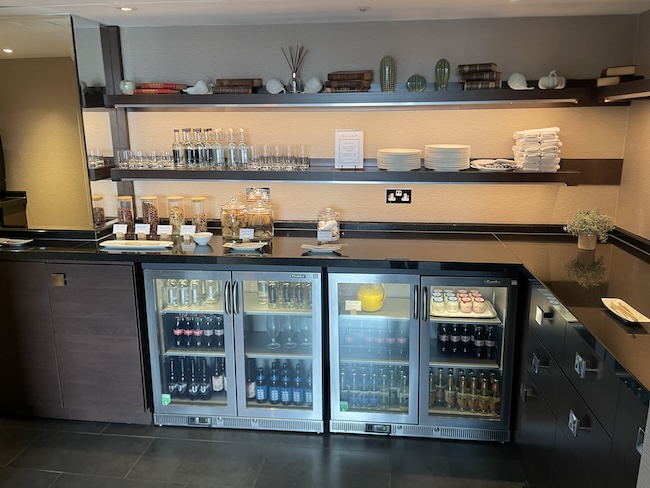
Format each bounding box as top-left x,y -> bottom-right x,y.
329,420 -> 510,442
154,413 -> 323,433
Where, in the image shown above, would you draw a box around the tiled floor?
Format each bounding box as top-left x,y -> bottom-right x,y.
0,416 -> 527,488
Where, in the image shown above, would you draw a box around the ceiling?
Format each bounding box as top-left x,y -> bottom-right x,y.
1,0 -> 650,27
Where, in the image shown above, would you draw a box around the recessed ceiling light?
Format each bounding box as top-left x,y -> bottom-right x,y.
118,6 -> 137,12
3,48 -> 13,54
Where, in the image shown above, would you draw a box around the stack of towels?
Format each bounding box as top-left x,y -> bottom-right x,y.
512,126 -> 562,171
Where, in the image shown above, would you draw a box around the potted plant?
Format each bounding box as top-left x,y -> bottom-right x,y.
563,208 -> 615,250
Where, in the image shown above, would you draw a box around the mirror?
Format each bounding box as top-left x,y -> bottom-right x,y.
0,15 -> 97,231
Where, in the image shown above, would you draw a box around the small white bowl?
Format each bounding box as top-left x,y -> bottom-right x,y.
192,232 -> 213,245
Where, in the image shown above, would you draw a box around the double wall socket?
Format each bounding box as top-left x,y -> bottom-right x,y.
386,189 -> 412,204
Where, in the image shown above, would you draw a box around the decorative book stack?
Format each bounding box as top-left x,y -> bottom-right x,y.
324,70 -> 373,93
214,78 -> 263,94
596,65 -> 642,87
457,63 -> 502,90
133,83 -> 188,94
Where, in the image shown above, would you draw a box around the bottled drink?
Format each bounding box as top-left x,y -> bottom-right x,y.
179,279 -> 191,308
167,357 -> 179,398
445,369 -> 457,409
188,128 -> 203,168
292,363 -> 305,406
468,374 -> 479,412
166,279 -> 180,308
479,376 -> 490,413
485,326 -> 496,360
172,128 -> 186,168
280,363 -> 293,406
214,316 -> 225,349
339,368 -> 350,411
193,315 -> 204,348
450,324 -> 461,355
256,366 -> 268,404
226,128 -> 239,169
369,373 -> 380,410
203,316 -> 215,348
203,128 -> 215,168
474,325 -> 485,360
269,367 -> 281,405
183,315 -> 194,348
246,358 -> 257,400
198,357 -> 212,400
428,368 -> 436,407
490,378 -> 501,415
268,281 -> 279,309
181,128 -> 192,168
190,279 -> 204,307
359,369 -> 370,410
173,315 -> 183,348
399,372 -> 409,412
188,357 -> 200,401
211,357 -> 225,393
305,366 -> 313,407
177,357 -> 188,399
456,374 -> 468,411
349,370 -> 360,409
238,128 -> 249,169
389,367 -> 400,407
438,323 -> 450,354
378,373 -> 390,410
460,324 -> 473,356
435,367 -> 445,406
214,128 -> 226,169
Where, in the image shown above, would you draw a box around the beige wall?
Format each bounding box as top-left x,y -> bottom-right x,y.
0,58 -> 92,230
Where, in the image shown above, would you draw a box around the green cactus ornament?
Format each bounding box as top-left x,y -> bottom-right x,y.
435,58 -> 450,91
380,56 -> 396,92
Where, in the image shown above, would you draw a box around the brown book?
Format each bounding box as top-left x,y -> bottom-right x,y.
459,71 -> 502,82
463,80 -> 502,90
327,70 -> 374,81
457,63 -> 498,74
212,85 -> 253,94
600,65 -> 636,77
133,88 -> 182,94
325,79 -> 371,89
596,74 -> 644,87
215,78 -> 262,87
139,83 -> 188,90
324,86 -> 370,93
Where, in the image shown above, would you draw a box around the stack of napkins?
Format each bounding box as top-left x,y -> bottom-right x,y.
512,127 -> 562,171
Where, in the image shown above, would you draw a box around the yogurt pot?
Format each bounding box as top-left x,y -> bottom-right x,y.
446,296 -> 460,313
460,296 -> 473,313
472,296 -> 486,314
431,296 -> 445,314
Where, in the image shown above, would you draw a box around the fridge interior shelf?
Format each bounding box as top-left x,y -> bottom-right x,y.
163,348 -> 226,358
338,297 -> 411,320
428,344 -> 500,369
162,302 -> 224,314
244,331 -> 313,359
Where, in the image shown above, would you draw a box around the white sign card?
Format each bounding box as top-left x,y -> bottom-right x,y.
180,225 -> 196,236
335,129 -> 364,169
157,225 -> 173,237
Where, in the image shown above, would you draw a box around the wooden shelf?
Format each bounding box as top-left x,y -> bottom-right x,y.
598,78 -> 650,102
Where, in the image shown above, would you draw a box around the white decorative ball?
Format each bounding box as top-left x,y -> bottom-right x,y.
303,77 -> 323,94
266,79 -> 286,94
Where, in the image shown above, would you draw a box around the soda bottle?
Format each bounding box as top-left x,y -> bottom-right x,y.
256,366 -> 268,404
435,367 -> 445,406
490,378 -> 501,415
177,357 -> 188,399
269,367 -> 281,405
428,368 -> 436,408
349,371 -> 360,409
173,315 -> 184,348
389,367 -> 400,408
460,324 -> 473,356
167,357 -> 179,398
171,128 -> 186,168
203,316 -> 215,348
183,315 -> 194,348
280,363 -> 293,406
246,358 -> 257,400
369,373 -> 380,410
305,366 -> 313,407
438,323 -> 450,354
193,315 -> 204,349
485,326 -> 496,360
188,357 -> 200,401
445,369 -> 457,409
198,357 -> 212,400
474,325 -> 485,360
211,357 -> 225,393
378,372 -> 390,410
339,368 -> 350,411
450,324 -> 461,355
292,363 -> 305,406
456,374 -> 468,411
479,376 -> 490,413
215,316 -> 225,349
468,374 -> 479,412
399,373 -> 409,412
359,369 -> 370,410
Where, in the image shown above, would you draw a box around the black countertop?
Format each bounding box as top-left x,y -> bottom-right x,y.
2,231 -> 649,390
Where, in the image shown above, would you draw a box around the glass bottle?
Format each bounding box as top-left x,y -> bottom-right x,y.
203,128 -> 215,168
214,128 -> 226,170
305,366 -> 314,407
167,196 -> 185,235
198,357 -> 212,400
238,128 -> 249,169
172,128 -> 186,168
190,196 -> 207,232
292,363 -> 305,406
468,374 -> 479,412
399,372 -> 409,411
317,207 -> 340,244
479,376 -> 490,413
181,128 -> 192,168
269,366 -> 281,405
226,128 -> 239,169
256,366 -> 268,404
349,370 -> 360,410
190,128 -> 204,168
435,367 -> 445,406
141,196 -> 159,235
246,358 -> 257,400
428,368 -> 436,408
490,378 -> 501,415
92,194 -> 105,228
116,196 -> 134,234
445,369 -> 457,409
457,374 -> 468,411
378,372 -> 390,410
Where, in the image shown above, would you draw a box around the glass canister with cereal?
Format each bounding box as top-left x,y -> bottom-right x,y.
92,195 -> 105,228
141,196 -> 159,235
190,196 -> 208,232
117,196 -> 134,234
221,197 -> 248,242
246,200 -> 274,242
166,196 -> 185,235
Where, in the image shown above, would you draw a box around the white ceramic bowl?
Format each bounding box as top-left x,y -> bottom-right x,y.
192,232 -> 213,245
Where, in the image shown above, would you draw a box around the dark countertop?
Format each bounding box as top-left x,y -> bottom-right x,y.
2,230 -> 649,390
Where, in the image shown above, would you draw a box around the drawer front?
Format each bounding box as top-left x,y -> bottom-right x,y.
528,287 -> 566,360
525,327 -> 563,417
561,323 -> 619,436
556,372 -> 612,488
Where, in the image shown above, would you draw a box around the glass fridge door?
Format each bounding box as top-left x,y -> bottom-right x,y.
144,267 -> 237,420
329,273 -> 420,425
233,270 -> 323,424
419,276 -> 515,433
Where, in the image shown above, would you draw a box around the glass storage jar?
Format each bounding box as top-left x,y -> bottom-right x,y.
190,196 -> 207,232
317,207 -> 340,244
141,196 -> 159,235
246,187 -> 270,203
246,200 -> 274,242
167,196 -> 185,235
221,197 -> 248,242
117,196 -> 134,234
92,194 -> 105,228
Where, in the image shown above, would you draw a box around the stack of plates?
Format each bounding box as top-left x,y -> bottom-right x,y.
377,148 -> 422,171
424,144 -> 471,171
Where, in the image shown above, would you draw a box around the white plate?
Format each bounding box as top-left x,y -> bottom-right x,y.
223,242 -> 266,251
602,298 -> 650,323
99,240 -> 174,250
0,238 -> 33,246
301,243 -> 344,253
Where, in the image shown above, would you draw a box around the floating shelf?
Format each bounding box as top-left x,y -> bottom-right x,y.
598,78 -> 650,102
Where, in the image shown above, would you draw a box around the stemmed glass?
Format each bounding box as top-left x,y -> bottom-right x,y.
266,316 -> 281,349
282,316 -> 298,349
299,317 -> 312,348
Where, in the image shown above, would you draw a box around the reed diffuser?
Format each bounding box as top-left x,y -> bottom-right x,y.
281,45 -> 308,94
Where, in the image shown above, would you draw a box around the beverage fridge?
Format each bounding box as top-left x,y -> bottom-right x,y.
328,270 -> 517,441
143,264 -> 324,433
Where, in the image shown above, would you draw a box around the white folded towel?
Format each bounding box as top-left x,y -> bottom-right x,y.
513,126 -> 560,139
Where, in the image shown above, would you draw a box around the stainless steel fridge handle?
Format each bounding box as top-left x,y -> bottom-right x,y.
421,285 -> 429,322
233,281 -> 241,316
224,281 -> 232,314
637,427 -> 645,455
413,284 -> 419,320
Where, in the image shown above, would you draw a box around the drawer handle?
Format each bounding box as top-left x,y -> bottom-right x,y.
637,427 -> 645,456
535,305 -> 554,326
574,352 -> 599,379
520,384 -> 535,403
50,273 -> 66,287
568,409 -> 589,437
531,352 -> 549,374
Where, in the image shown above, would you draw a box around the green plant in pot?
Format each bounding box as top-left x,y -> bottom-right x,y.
563,208 -> 614,250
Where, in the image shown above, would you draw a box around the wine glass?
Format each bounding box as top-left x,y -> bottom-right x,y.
266,316 -> 281,349
299,317 -> 312,348
282,317 -> 297,349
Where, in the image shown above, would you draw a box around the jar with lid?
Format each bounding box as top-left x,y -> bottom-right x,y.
190,196 -> 207,232
246,187 -> 270,203
117,196 -> 134,234
317,207 -> 340,244
221,197 -> 248,242
167,196 -> 184,235
246,200 -> 274,242
141,196 -> 159,235
92,195 -> 105,228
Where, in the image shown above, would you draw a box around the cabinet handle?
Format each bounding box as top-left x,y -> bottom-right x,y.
573,352 -> 599,379
531,352 -> 549,374
520,384 -> 534,403
535,305 -> 554,325
568,409 -> 589,437
224,281 -> 232,315
233,281 -> 240,316
421,285 -> 429,322
413,284 -> 419,320
637,427 -> 645,456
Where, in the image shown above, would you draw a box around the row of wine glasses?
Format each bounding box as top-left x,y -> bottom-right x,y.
266,316 -> 311,349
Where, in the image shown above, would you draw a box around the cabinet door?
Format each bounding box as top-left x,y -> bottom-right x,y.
0,261 -> 62,410
525,327 -> 563,418
46,263 -> 147,418
528,286 -> 567,361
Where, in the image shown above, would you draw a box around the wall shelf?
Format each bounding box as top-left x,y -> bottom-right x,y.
598,78 -> 650,102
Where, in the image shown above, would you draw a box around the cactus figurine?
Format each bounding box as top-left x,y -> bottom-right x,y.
435,58 -> 450,91
380,56 -> 396,92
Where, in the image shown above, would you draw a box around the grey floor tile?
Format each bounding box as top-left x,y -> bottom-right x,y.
104,423 -> 215,441
127,438 -> 265,486
448,440 -> 520,462
391,475 -> 465,488
325,433 -> 392,452
50,472 -> 186,488
449,457 -> 525,483
0,427 -> 44,466
9,431 -> 152,477
1,417 -> 108,434
390,451 -> 452,477
0,466 -> 61,488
